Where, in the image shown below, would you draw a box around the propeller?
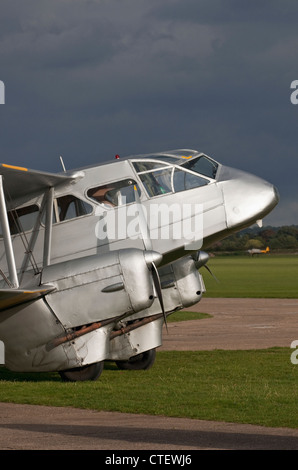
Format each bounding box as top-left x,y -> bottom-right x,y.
193,251 -> 219,283
134,185 -> 168,331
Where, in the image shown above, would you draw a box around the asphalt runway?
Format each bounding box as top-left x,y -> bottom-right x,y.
161,297 -> 298,351
1,297 -> 298,451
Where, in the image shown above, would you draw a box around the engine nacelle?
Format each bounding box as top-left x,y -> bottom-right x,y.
42,248 -> 160,328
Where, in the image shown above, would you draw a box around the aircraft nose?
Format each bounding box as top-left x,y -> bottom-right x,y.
218,166 -> 279,229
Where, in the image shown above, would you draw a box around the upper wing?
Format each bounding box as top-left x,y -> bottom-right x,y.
0,163 -> 82,201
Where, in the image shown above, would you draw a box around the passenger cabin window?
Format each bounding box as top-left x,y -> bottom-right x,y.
53,195 -> 93,223
0,204 -> 40,238
87,179 -> 140,208
8,204 -> 40,235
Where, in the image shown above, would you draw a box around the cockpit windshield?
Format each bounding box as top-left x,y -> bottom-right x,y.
138,167 -> 173,197
181,155 -> 218,179
132,151 -> 218,179
131,150 -> 218,199
132,161 -> 209,198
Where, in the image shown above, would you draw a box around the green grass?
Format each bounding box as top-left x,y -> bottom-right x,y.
203,255 -> 298,298
0,348 -> 297,428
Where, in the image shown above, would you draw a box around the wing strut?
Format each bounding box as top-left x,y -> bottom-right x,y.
43,187 -> 54,267
0,175 -> 19,288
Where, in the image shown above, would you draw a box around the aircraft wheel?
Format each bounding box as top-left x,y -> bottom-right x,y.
115,348 -> 156,371
59,361 -> 104,382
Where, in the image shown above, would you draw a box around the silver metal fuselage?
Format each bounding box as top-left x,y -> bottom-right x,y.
0,150 -> 279,373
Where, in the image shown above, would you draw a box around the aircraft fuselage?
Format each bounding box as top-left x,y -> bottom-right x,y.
0,149 -> 279,377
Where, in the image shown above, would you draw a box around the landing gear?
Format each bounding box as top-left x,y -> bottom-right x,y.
115,348 -> 156,371
59,361 -> 104,382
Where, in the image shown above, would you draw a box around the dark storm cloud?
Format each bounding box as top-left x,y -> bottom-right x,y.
0,0 -> 297,225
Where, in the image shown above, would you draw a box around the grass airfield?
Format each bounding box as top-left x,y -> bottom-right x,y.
203,254 -> 298,298
0,254 -> 298,429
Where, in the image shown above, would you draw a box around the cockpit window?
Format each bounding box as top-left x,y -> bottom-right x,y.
173,169 -> 209,192
133,160 -> 210,198
139,168 -> 172,197
87,179 -> 140,208
181,155 -> 218,179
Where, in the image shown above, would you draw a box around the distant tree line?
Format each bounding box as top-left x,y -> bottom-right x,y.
209,226 -> 298,252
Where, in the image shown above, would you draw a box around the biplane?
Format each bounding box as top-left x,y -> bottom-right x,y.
0,149 -> 279,380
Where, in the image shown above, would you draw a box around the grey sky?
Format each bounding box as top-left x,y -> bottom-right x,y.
0,0 -> 297,226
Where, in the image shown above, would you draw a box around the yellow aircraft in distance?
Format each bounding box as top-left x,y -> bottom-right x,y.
248,246 -> 270,256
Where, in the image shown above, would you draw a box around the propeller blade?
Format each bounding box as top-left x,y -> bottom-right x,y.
203,264 -> 220,283
134,185 -> 167,330
151,261 -> 168,332
193,250 -> 219,283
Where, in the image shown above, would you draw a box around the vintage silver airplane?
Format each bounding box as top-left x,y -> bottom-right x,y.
0,149 -> 279,381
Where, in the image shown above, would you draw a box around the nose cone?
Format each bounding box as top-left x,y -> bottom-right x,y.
218,166 -> 279,230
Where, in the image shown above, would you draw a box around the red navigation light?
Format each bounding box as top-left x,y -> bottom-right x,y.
115,154 -> 120,159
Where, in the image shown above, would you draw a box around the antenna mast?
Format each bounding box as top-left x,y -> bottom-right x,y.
60,156 -> 66,172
